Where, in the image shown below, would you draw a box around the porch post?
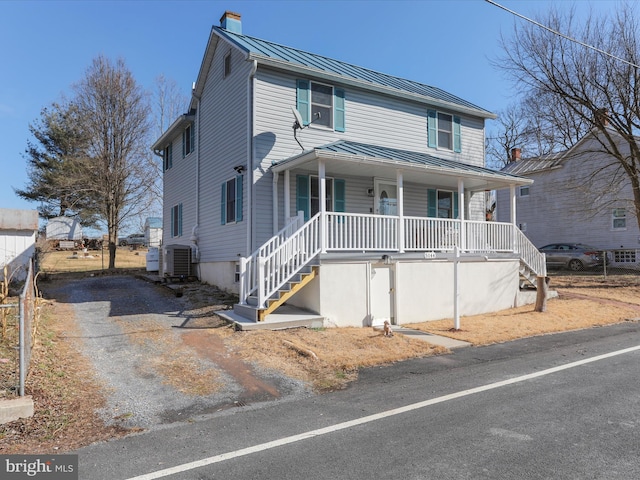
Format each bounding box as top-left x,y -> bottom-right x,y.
284,170 -> 290,221
458,178 -> 465,251
272,172 -> 279,235
510,184 -> 517,252
397,169 -> 404,253
319,159 -> 327,253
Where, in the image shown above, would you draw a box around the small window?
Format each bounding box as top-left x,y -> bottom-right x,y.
163,144 -> 173,171
221,175 -> 243,225
612,208 -> 626,230
234,262 -> 240,283
437,190 -> 454,218
427,110 -> 461,152
519,186 -> 530,197
183,124 -> 194,157
518,223 -> 527,232
311,82 -> 333,128
171,204 -> 182,237
437,112 -> 453,150
224,53 -> 231,78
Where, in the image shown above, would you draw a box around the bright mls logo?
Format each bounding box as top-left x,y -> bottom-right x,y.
1,455 -> 78,479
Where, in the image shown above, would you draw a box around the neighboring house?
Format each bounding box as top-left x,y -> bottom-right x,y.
496,129 -> 640,267
45,216 -> 83,242
0,208 -> 38,282
152,11 -> 542,327
144,217 -> 163,248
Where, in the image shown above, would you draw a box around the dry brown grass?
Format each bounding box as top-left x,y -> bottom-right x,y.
407,277 -> 640,345
222,327 -> 447,391
39,248 -> 147,274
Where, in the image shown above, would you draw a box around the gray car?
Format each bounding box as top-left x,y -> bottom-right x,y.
118,233 -> 146,247
539,243 -> 605,271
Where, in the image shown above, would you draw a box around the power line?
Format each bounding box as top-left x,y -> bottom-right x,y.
485,0 -> 640,69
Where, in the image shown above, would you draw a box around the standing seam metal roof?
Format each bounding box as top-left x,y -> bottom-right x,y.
214,26 -> 493,116
310,140 -> 528,181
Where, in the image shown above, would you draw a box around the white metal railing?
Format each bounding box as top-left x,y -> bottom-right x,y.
240,213 -> 547,307
256,213 -> 321,308
515,227 -> 547,277
239,211 -> 305,302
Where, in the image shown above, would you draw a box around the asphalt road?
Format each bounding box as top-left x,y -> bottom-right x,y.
76,320 -> 640,480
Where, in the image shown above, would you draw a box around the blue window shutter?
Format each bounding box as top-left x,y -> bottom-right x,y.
296,80 -> 310,125
427,189 -> 437,217
220,182 -> 227,225
168,144 -> 172,169
236,175 -> 243,222
334,88 -> 345,132
170,207 -> 175,237
178,203 -> 183,236
453,193 -> 459,219
182,130 -> 186,158
427,110 -> 437,149
453,116 -> 461,153
190,124 -> 195,153
334,179 -> 346,212
296,175 -> 310,221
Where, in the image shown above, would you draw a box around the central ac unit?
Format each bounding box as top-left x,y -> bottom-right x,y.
163,245 -> 192,277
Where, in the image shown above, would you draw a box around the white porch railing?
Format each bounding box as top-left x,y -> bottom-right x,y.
239,212 -> 546,307
239,211 -> 305,302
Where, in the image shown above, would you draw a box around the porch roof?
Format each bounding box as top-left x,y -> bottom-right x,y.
272,141 -> 533,192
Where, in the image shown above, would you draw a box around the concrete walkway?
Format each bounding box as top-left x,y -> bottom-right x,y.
392,327 -> 471,349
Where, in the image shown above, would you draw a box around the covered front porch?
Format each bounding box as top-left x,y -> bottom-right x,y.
236,141 -> 543,326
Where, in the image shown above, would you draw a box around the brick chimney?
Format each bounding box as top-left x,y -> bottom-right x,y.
510,148 -> 521,162
220,11 -> 242,33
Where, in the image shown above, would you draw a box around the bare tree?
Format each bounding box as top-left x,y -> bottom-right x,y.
153,74 -> 189,138
494,2 -> 640,228
74,55 -> 154,268
486,103 -> 530,169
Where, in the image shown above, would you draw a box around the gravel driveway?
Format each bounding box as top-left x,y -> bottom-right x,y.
42,275 -> 310,430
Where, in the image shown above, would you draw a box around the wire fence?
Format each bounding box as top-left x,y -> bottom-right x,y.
1,260 -> 39,398
546,248 -> 640,285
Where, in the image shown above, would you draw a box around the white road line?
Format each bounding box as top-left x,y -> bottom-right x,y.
125,344 -> 640,480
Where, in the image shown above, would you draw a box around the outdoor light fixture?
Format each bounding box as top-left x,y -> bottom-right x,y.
233,165 -> 246,174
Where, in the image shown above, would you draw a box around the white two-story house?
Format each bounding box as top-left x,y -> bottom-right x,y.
152,11 -> 543,328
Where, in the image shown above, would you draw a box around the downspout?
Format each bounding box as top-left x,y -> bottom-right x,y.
247,59 -> 257,256
191,98 -> 201,269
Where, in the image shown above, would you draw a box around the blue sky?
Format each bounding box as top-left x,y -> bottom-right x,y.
0,0 -> 613,225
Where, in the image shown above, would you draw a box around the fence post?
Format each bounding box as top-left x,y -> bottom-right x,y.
258,256 -> 266,309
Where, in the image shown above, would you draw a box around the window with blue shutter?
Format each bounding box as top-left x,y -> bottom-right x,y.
163,144 -> 173,171
220,175 -> 244,225
296,175 -> 345,221
428,189 -> 457,218
183,124 -> 194,158
428,110 -> 461,151
427,189 -> 437,217
171,203 -> 182,237
297,79 -> 346,132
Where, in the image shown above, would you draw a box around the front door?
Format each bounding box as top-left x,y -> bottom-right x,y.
375,180 -> 397,215
370,264 -> 395,325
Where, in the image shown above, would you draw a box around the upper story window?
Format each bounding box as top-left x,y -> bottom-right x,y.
224,52 -> 231,78
163,144 -> 173,171
427,110 -> 461,152
183,124 -> 194,158
296,79 -> 345,133
612,208 -> 626,230
519,186 -> 530,197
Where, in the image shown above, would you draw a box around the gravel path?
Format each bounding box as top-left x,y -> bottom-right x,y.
43,275 -> 310,430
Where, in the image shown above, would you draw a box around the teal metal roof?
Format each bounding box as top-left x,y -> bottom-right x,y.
214,26 -> 493,117
315,140 -> 528,181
